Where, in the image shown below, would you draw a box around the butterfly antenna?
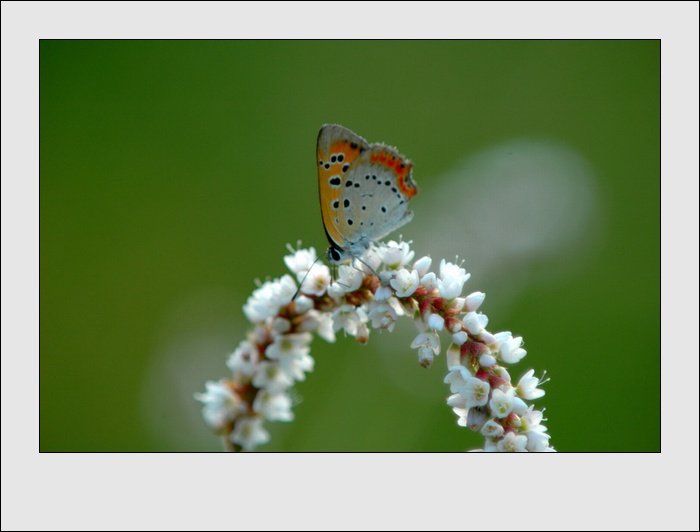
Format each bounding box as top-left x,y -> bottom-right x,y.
292,256 -> 323,301
354,255 -> 378,277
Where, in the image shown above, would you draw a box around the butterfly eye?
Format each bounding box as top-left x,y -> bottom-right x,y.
329,247 -> 342,262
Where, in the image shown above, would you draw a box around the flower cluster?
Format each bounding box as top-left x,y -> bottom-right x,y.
196,241 -> 554,451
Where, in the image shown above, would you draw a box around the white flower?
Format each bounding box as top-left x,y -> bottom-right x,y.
521,407 -> 544,428
459,377 -> 491,408
479,353 -> 497,367
444,365 -> 471,393
465,291 -> 485,312
265,333 -> 314,381
226,341 -> 259,377
481,439 -> 499,452
252,361 -> 294,392
452,406 -> 469,427
243,275 -> 297,322
516,369 -> 546,400
494,366 -> 511,383
252,390 -> 294,421
411,330 -> 441,355
491,331 -> 512,349
446,343 -> 461,367
265,332 -> 311,359
512,397 -> 529,416
284,247 -> 317,278
479,330 -> 497,345
481,420 -> 505,438
452,331 -> 468,345
300,262 -> 331,296
194,380 -> 244,431
447,392 -> 467,410
463,311 -> 488,336
326,279 -> 347,301
418,346 -> 434,367
439,259 -> 467,282
230,417 -> 270,451
252,324 -> 271,346
447,297 -> 465,313
466,408 -> 488,431
356,322 -> 370,344
360,246 -> 383,273
390,268 -> 419,297
296,309 -> 336,343
497,431 -> 528,452
332,305 -> 368,336
336,264 -> 364,293
413,255 -> 432,277
522,418 -> 552,451
367,301 -> 399,331
526,430 -> 553,452
490,388 -> 515,419
437,277 -> 463,299
378,240 -> 415,269
500,335 -> 527,364
419,271 -> 438,292
315,311 -> 336,342
293,295 -> 313,314
272,317 -> 291,334
427,312 -> 445,331
437,259 -> 470,299
374,285 -> 392,302
521,409 -> 553,451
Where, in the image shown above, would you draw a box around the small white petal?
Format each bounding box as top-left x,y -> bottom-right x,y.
293,295 -> 313,314
459,377 -> 491,408
226,341 -> 259,377
517,369 -> 546,400
502,347 -> 527,364
418,346 -> 434,367
252,361 -> 294,392
230,417 -> 270,451
447,392 -> 467,409
447,297 -> 465,313
466,408 -> 488,431
490,388 -> 515,419
336,265 -> 364,292
272,317 -> 291,334
479,331 -> 497,345
374,285 -> 392,302
427,313 -> 445,331
413,256 -> 432,277
481,420 -> 505,438
452,331 -> 468,345
479,354 -> 497,367
252,390 -> 294,421
284,247 -> 317,276
444,365 -> 471,393
465,291 -> 486,312
390,268 -> 419,298
463,312 -> 483,335
512,397 -> 529,416
446,344 -> 461,367
497,432 -> 528,452
420,272 -> 438,291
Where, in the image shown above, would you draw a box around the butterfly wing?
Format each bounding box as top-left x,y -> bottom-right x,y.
338,143 -> 418,249
317,125 -> 371,252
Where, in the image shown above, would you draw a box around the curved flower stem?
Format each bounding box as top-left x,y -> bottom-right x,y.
195,240 -> 554,452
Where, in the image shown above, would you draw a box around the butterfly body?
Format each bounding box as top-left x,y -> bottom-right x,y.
316,124 -> 418,264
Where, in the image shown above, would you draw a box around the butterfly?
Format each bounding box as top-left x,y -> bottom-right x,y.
316,124 -> 418,265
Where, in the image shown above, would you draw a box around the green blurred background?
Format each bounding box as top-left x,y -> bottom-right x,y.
40,40 -> 659,452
